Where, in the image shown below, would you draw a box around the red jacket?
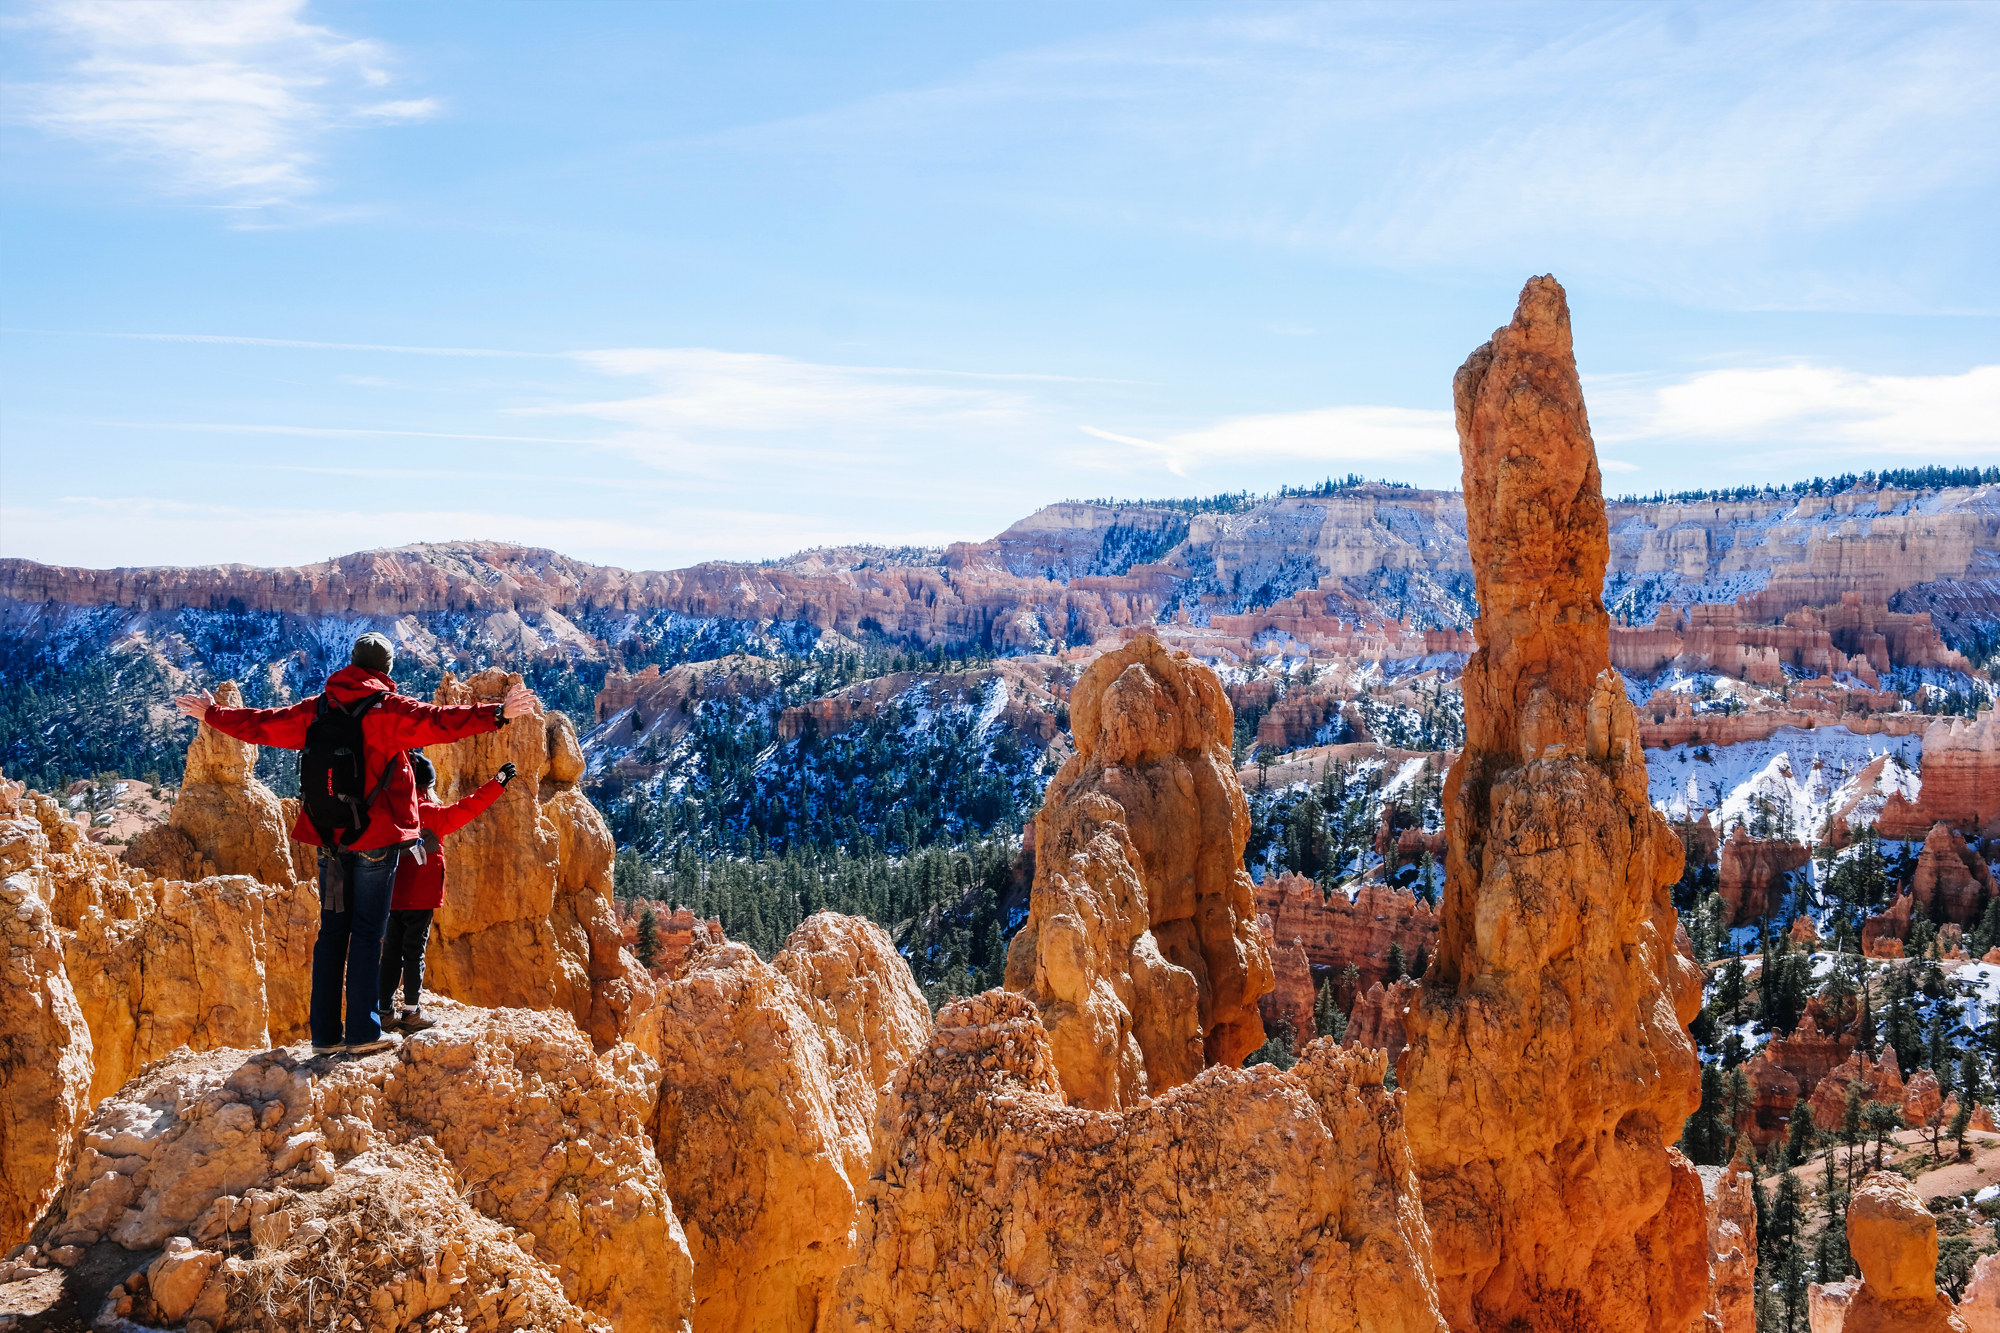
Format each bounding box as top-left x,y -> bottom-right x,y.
391,779 -> 505,911
201,664 -> 507,852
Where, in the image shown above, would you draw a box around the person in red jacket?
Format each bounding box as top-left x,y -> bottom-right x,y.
174,632 -> 537,1055
380,751 -> 516,1033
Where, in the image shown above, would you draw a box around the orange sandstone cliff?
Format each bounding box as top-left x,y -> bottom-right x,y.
1396,276 -> 1708,1330
1002,633 -> 1273,1108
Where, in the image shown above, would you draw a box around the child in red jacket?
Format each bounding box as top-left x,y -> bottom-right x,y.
380,751 -> 517,1032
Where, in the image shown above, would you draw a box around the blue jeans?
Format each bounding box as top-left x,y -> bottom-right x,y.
313,848 -> 401,1046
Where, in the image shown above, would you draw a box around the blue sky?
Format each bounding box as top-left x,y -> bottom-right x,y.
2,0 -> 1996,570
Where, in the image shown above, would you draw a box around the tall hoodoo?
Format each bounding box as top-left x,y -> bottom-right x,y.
1003,632 -> 1272,1109
1398,276 -> 1708,1329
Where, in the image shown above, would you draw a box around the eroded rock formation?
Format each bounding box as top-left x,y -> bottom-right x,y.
643,913 -> 929,1333
1809,1049 -> 1908,1132
125,680 -> 298,890
424,669 -> 652,1047
1717,827 -> 1810,926
1396,276 -> 1708,1330
1912,822 -> 1997,925
1345,978 -> 1417,1067
1879,712 -> 2000,841
1254,873 -> 1438,994
1700,1165 -> 1757,1333
830,991 -> 1448,1332
1742,1051 -> 1802,1150
0,853 -> 92,1252
1827,1172 -> 1967,1332
28,1003 -> 692,1332
1863,889 -> 1915,958
1003,633 -> 1272,1109
0,769 -> 318,1248
1256,916 -> 1316,1052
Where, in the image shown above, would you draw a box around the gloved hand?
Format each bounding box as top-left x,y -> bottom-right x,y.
496,762 -> 518,788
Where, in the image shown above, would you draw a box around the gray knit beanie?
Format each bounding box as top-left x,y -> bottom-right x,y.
351,632 -> 395,674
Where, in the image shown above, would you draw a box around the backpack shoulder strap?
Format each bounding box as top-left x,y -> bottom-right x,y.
336,693 -> 402,847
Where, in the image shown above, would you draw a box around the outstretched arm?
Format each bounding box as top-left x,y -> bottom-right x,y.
429,771 -> 512,836
380,683 -> 541,750
180,692 -> 319,749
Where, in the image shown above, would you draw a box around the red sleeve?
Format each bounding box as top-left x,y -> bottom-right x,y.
372,695 -> 506,751
200,697 -> 320,749
431,779 -> 506,837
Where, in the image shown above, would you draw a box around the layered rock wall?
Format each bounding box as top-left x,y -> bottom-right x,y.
1002,633 -> 1272,1109
1396,277 -> 1708,1330
1879,712 -> 2000,840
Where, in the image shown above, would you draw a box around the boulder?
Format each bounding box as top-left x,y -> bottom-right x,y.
1836,1171 -> 1966,1332
829,991 -> 1448,1332
1396,276 -> 1708,1331
423,669 -> 653,1047
1003,633 -> 1273,1108
643,913 -> 929,1333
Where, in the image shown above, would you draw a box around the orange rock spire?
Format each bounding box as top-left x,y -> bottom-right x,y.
1398,276 -> 1708,1329
1003,632 -> 1272,1108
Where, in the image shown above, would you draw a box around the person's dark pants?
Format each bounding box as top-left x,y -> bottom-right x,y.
379,909 -> 435,1013
312,848 -> 400,1046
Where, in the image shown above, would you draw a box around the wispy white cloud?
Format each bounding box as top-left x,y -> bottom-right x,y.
1593,362 -> 2000,464
531,347 -> 1043,473
1082,405 -> 1455,477
16,0 -> 435,214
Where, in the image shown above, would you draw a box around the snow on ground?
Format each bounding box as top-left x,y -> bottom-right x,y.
1646,725 -> 1923,841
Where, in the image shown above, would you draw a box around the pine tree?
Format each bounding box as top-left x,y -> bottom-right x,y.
1785,1101 -> 1815,1162
1411,943 -> 1429,980
1718,954 -> 1748,1022
1313,976 -> 1347,1042
635,904 -> 660,970
1385,942 -> 1406,984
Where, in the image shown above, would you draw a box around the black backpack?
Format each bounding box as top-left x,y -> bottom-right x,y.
300,691 -> 395,847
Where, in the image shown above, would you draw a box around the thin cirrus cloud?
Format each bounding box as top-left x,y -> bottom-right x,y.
16,0 -> 436,213
526,347 -> 1046,473
1079,407 -> 1457,479
709,4 -> 2000,309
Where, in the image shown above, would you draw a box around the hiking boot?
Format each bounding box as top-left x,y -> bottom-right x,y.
342,1036 -> 399,1055
398,1008 -> 436,1033
310,1043 -> 343,1056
